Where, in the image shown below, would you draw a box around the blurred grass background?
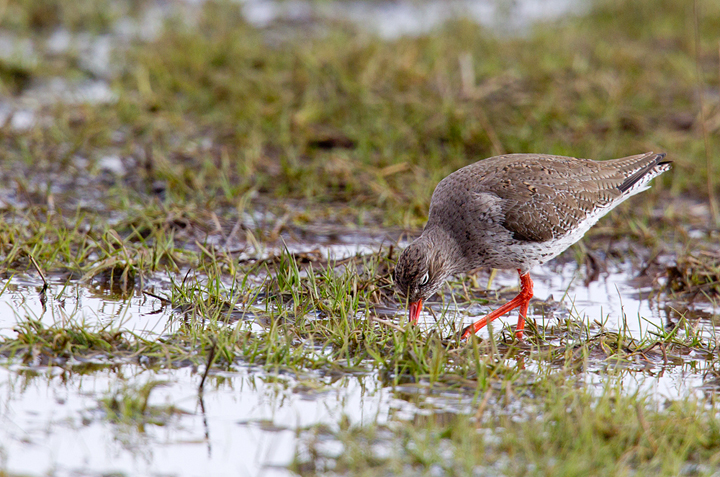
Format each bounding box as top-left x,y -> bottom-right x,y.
0,0 -> 718,227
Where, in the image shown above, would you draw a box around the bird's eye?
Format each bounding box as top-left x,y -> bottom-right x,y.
419,272 -> 429,286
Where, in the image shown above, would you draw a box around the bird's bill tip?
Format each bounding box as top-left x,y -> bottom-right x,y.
408,300 -> 423,324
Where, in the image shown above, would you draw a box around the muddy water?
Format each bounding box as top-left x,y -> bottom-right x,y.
0,244 -> 716,476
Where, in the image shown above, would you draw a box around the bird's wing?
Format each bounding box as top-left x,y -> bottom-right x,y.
483,152 -> 667,242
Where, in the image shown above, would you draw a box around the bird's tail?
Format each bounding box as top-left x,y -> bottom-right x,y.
617,152 -> 671,195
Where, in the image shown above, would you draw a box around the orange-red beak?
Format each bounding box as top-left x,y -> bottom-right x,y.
408,300 -> 423,324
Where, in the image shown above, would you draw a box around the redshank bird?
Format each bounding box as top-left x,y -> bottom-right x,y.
393,152 -> 670,339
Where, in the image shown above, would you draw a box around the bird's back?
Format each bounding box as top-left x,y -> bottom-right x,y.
425,152 -> 670,271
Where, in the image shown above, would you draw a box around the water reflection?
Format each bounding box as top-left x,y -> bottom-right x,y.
0,365 -> 390,476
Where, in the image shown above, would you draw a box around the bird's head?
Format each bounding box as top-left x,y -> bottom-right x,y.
393,238 -> 449,323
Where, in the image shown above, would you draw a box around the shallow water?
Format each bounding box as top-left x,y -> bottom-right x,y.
2,246 -> 701,343
0,365 -> 390,476
0,342 -> 711,476
0,275 -> 173,339
0,339 -> 711,476
0,240 -> 717,475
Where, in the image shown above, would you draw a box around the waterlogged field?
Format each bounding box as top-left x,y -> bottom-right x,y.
1,0 -> 720,475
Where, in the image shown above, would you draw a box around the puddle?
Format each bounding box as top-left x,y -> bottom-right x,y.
0,241 -> 718,475
0,365 -> 390,477
0,275 -> 173,339
0,336 -> 713,476
585,365 -> 712,401
0,337 -> 713,476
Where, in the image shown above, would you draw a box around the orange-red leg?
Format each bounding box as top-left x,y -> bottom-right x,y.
515,294 -> 530,339
461,270 -> 534,340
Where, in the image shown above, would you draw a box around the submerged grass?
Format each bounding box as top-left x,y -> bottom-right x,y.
295,382 -> 720,476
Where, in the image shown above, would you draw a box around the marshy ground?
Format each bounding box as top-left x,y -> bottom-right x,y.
1,0 -> 720,475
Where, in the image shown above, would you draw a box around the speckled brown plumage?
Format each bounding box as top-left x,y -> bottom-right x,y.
394,152 -> 671,339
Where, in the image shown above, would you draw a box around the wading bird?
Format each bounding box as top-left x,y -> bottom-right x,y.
393,152 -> 670,339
